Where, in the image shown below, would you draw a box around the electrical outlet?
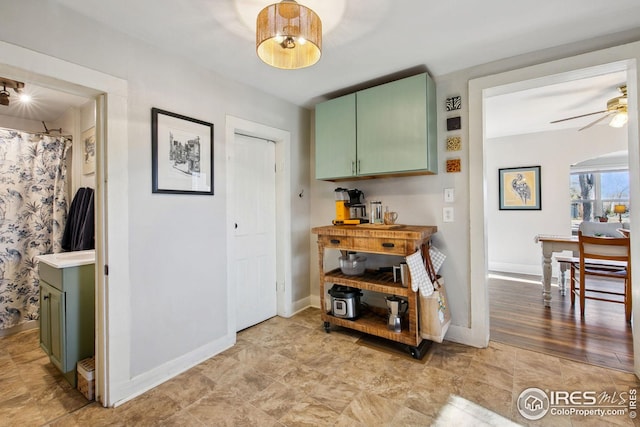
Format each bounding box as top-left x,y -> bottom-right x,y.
443,207 -> 454,223
444,188 -> 455,203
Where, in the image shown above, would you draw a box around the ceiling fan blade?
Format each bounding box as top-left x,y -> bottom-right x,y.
550,110 -> 607,124
578,111 -> 615,131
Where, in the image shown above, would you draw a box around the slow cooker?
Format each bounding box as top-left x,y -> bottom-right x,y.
328,285 -> 362,319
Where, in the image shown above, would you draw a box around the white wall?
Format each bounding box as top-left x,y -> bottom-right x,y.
0,115 -> 43,132
0,1 -> 310,404
486,126 -> 628,276
51,101 -> 97,197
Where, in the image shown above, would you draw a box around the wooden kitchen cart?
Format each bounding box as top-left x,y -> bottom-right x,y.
312,225 -> 437,359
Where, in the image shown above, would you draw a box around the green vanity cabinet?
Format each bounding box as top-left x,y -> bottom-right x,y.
39,281 -> 64,369
315,93 -> 356,180
315,72 -> 437,180
38,260 -> 95,387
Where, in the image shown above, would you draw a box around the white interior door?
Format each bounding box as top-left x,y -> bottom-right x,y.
232,133 -> 277,331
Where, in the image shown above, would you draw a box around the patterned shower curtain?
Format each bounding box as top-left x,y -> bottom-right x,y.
0,128 -> 70,330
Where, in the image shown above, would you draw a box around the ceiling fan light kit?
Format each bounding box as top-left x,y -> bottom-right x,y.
609,111 -> 628,128
256,0 -> 322,69
551,85 -> 628,131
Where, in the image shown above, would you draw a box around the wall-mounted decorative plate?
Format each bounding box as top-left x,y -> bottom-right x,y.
445,96 -> 461,111
446,136 -> 461,151
446,116 -> 461,131
446,158 -> 461,173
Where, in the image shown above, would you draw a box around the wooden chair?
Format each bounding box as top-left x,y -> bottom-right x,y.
570,231 -> 631,322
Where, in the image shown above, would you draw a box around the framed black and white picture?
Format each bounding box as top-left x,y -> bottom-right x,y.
151,108 -> 214,195
498,165 -> 541,210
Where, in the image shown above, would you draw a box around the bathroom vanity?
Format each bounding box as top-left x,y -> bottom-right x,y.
36,250 -> 95,387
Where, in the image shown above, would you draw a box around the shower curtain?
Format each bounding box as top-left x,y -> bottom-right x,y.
0,128 -> 70,330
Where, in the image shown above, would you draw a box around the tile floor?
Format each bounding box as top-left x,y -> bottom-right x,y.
1,307 -> 639,426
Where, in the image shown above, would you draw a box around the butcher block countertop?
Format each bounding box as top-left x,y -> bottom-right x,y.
311,224 -> 437,239
312,225 -> 437,256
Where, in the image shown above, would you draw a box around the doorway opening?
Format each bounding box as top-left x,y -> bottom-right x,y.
470,53 -> 639,373
0,41 -> 130,407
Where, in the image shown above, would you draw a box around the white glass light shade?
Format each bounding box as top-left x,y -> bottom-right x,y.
609,111 -> 628,128
256,0 -> 322,69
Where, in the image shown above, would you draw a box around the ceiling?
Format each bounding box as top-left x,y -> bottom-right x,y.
2,0 -> 640,135
0,83 -> 89,125
485,71 -> 628,138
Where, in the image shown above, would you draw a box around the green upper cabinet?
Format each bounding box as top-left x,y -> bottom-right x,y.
315,72 -> 437,181
357,73 -> 436,176
315,93 -> 356,180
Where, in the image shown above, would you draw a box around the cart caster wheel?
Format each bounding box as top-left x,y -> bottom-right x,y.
323,322 -> 331,333
410,347 -> 420,359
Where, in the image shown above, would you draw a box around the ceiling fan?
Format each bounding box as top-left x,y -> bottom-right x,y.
550,85 -> 628,131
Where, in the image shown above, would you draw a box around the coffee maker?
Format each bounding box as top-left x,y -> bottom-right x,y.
385,296 -> 408,332
332,188 -> 369,225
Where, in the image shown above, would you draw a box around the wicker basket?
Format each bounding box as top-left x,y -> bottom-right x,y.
77,357 -> 95,401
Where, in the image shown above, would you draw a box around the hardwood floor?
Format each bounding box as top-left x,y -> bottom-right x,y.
489,272 -> 633,372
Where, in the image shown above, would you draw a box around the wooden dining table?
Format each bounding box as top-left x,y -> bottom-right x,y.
534,234 -> 578,307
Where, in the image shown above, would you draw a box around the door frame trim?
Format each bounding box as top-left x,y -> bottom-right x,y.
225,116 -> 292,336
0,41 -> 129,406
468,42 -> 639,374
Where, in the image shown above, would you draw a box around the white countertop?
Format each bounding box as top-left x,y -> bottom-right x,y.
36,250 -> 95,268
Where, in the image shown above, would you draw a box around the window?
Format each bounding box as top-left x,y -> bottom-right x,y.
570,169 -> 629,228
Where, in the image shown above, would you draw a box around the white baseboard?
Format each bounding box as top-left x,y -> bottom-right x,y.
443,324 -> 490,348
0,320 -> 39,338
489,261 -> 565,278
488,262 -> 541,276
310,294 -> 320,309
289,296 -> 312,317
110,334 -> 235,407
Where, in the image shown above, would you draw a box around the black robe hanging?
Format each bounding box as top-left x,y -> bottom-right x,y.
61,187 -> 95,251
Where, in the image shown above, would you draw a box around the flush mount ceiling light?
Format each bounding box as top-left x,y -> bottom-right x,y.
0,77 -> 25,106
256,0 -> 322,69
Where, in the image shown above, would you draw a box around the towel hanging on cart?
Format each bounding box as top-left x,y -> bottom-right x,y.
406,249 -> 434,297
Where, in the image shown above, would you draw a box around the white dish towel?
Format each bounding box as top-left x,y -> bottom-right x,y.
406,249 -> 434,297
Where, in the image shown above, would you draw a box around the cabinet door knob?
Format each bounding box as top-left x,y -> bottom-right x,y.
43,295 -> 49,300
382,242 -> 395,248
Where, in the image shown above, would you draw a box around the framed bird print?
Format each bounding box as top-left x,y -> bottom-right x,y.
498,166 -> 541,210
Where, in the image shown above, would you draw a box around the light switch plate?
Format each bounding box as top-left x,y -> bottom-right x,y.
444,188 -> 455,203
443,207 -> 454,223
